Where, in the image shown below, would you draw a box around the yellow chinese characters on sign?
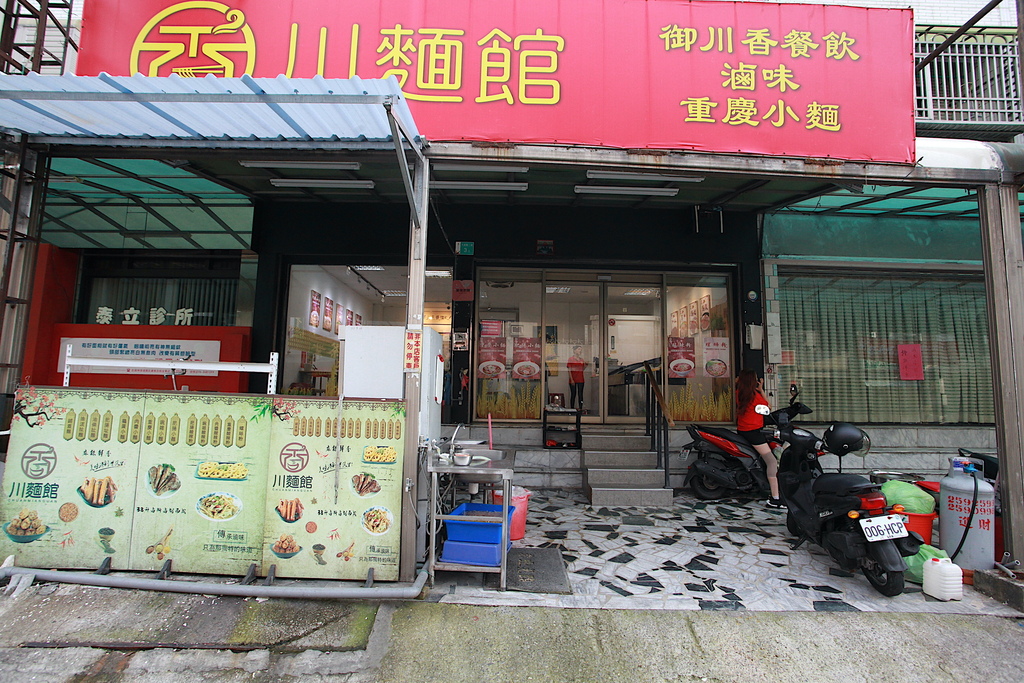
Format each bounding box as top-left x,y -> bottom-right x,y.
667,24 -> 860,132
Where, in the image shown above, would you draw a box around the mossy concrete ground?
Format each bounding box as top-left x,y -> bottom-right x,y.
0,582 -> 376,651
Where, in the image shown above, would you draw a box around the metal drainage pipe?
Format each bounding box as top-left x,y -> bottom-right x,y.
0,566 -> 429,600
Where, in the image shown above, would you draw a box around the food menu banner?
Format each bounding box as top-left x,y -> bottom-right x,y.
477,336 -> 507,380
667,337 -> 695,379
264,399 -> 405,580
77,0 -> 915,162
0,388 -> 406,581
127,393 -> 272,575
0,387 -> 141,569
511,338 -> 541,380
703,338 -> 730,378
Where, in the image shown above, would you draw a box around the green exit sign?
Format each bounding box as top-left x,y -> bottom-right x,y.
456,241 -> 475,256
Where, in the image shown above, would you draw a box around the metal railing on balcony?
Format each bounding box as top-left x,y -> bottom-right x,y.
916,27 -> 1024,141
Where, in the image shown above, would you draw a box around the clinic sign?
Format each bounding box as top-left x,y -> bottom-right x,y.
76,0 -> 915,162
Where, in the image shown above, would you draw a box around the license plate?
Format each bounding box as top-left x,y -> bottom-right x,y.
859,514 -> 908,541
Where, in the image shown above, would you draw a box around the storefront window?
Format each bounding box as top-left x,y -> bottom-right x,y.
775,273 -> 993,424
476,275 -> 543,420
543,282 -> 599,413
664,278 -> 733,422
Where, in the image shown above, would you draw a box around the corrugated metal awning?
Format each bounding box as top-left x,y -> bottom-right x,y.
0,73 -> 423,150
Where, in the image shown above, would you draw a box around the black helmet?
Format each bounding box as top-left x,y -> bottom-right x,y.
823,422 -> 871,457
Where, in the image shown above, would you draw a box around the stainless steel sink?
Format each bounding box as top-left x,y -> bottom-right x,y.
453,448 -> 508,483
454,448 -> 503,460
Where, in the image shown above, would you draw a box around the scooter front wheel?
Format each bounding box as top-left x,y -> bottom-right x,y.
689,467 -> 728,500
861,557 -> 905,597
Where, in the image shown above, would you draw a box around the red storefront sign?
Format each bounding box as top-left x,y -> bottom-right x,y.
77,0 -> 914,162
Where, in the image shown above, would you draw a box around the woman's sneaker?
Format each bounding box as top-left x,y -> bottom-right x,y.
765,497 -> 785,509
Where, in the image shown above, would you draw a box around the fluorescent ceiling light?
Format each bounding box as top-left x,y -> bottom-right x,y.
241,160 -> 361,170
351,265 -> 385,271
546,286 -> 572,294
586,170 -> 704,182
574,185 -> 679,197
433,163 -> 530,173
425,270 -> 452,278
623,288 -> 659,296
432,181 -> 528,191
270,179 -> 375,189
383,290 -> 406,297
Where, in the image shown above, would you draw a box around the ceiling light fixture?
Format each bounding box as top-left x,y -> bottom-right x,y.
431,181 -> 528,191
546,286 -> 572,294
269,179 -> 374,188
432,163 -> 530,173
574,185 -> 679,197
351,265 -> 385,271
241,160 -> 361,170
586,170 -> 705,182
425,270 -> 452,278
623,288 -> 660,296
383,290 -> 407,297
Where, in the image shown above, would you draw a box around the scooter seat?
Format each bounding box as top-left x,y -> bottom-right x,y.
812,473 -> 876,496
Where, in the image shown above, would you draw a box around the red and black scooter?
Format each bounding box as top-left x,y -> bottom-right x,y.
682,422 -> 782,501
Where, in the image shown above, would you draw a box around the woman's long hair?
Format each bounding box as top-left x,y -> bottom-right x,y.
736,369 -> 759,411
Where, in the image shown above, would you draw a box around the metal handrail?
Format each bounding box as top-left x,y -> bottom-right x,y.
642,361 -> 674,489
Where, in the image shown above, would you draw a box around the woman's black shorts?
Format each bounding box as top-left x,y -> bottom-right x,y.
737,429 -> 768,446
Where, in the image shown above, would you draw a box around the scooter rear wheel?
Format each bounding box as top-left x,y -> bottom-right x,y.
689,467 -> 727,500
786,511 -> 801,537
861,558 -> 905,597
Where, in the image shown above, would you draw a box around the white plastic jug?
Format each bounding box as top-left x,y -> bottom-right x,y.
922,557 -> 963,601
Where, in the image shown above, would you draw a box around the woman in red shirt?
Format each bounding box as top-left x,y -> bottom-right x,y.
567,346 -> 587,410
736,369 -> 782,508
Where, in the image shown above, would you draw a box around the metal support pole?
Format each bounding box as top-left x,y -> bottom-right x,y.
399,155 -> 429,582
977,182 -> 1024,562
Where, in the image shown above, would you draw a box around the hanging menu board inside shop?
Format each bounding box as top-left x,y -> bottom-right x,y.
0,387 -> 142,569
127,393 -> 272,575
263,399 -> 405,581
0,388 -> 406,581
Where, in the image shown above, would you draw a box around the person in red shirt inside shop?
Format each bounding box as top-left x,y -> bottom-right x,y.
735,369 -> 783,509
567,346 -> 587,410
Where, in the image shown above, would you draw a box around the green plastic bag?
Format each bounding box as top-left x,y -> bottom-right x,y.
905,544 -> 949,584
881,479 -> 935,514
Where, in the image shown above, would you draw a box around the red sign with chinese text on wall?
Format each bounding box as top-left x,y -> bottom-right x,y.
76,0 -> 914,163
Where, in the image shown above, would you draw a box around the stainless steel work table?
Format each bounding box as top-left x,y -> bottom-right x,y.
427,456 -> 514,590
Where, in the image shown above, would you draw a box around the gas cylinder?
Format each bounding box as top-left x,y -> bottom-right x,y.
938,456 -> 995,571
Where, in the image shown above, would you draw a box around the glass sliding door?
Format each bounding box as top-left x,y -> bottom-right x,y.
543,282 -> 600,416
605,285 -> 662,421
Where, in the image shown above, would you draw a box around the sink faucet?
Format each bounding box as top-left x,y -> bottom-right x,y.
449,423 -> 465,455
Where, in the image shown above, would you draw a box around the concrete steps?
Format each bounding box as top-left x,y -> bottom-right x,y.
583,447 -> 673,507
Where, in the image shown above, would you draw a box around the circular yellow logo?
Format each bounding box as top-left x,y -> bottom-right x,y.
130,2 -> 256,78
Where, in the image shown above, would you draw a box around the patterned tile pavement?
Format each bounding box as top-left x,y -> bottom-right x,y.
435,490 -> 1023,615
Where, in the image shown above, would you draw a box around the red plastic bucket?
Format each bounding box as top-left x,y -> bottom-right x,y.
492,487 -> 532,540
904,512 -> 938,545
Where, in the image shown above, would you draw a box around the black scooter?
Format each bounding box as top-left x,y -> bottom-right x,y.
767,389 -> 923,597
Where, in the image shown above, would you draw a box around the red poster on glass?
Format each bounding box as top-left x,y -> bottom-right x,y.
480,320 -> 504,336
511,338 -> 541,380
323,297 -> 334,331
667,337 -> 695,378
309,291 -> 321,328
77,0 -> 915,163
898,344 -> 924,381
477,336 -> 507,379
